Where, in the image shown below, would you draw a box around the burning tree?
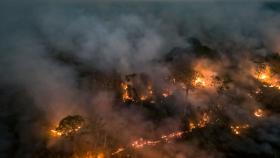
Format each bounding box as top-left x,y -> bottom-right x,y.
121,73 -> 154,103
51,115 -> 85,137
254,63 -> 280,89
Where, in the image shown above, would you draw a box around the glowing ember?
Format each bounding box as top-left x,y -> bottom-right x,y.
193,76 -> 207,87
50,115 -> 84,137
121,79 -> 153,102
230,124 -> 250,135
162,92 -> 169,97
73,151 -> 104,158
162,88 -> 173,98
254,64 -> 280,89
121,82 -> 134,102
198,112 -> 210,128
97,152 -> 105,158
188,112 -> 210,131
50,129 -> 62,137
254,109 -> 264,118
160,131 -> 185,142
112,130 -> 188,155
84,152 -> 95,158
259,74 -> 268,80
255,88 -> 262,94
112,112 -> 212,155
191,73 -> 217,89
131,138 -> 161,149
188,122 -> 196,132
139,85 -> 153,101
140,95 -> 148,101
191,59 -> 218,89
111,148 -> 125,155
148,85 -> 153,95
112,113 -> 211,155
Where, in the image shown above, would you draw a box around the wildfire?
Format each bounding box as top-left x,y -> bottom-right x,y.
129,130 -> 186,149
188,122 -> 196,132
193,76 -> 207,87
131,138 -> 161,149
188,112 -> 210,131
198,112 -> 210,127
121,82 -> 134,102
111,148 -> 125,155
191,59 -> 219,89
112,113 -> 211,155
160,131 -> 185,142
50,115 -> 84,137
121,79 -> 154,102
254,64 -> 280,89
230,124 -> 250,135
73,151 -> 104,158
51,126 -> 82,137
50,129 -> 62,137
255,88 -> 262,94
97,152 -> 105,158
191,71 -> 219,90
139,85 -> 153,101
162,92 -> 169,97
112,130 -> 187,155
254,108 -> 264,118
162,88 -> 173,98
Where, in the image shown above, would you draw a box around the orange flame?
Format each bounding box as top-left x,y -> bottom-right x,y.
254,64 -> 280,89
121,82 -> 134,102
193,76 -> 207,87
254,108 -> 264,118
131,138 -> 161,149
191,59 -> 218,89
50,129 -> 62,137
50,126 -> 81,137
230,124 -> 250,135
111,148 -> 125,155
73,151 -> 104,158
189,112 -> 210,131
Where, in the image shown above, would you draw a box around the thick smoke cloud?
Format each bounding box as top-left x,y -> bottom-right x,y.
1,1 -> 280,158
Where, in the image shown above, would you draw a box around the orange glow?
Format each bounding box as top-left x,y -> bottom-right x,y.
121,81 -> 154,102
131,138 -> 161,149
230,124 -> 249,135
112,130 -> 187,155
140,95 -> 147,101
140,85 -> 153,101
121,82 -> 134,102
193,76 -> 207,87
111,148 -> 125,155
254,64 -> 280,90
50,126 -> 81,137
254,109 -> 264,118
198,112 -> 210,128
97,152 -> 105,158
188,112 -> 210,131
148,85 -> 153,95
255,88 -> 262,94
50,129 -> 62,137
191,72 -> 215,89
85,152 -> 95,158
111,113 -> 211,155
50,125 -> 82,137
162,92 -> 169,97
162,88 -> 173,98
188,122 -> 196,132
131,130 -> 186,149
160,131 -> 185,142
191,59 -> 218,89
73,151 -> 104,158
